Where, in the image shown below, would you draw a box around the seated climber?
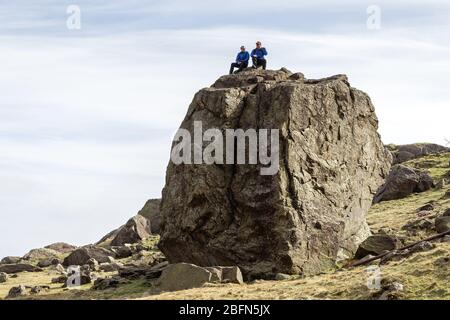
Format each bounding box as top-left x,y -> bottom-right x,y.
251,41 -> 268,70
229,46 -> 250,75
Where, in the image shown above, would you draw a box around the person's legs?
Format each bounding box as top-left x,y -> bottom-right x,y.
238,61 -> 248,72
260,58 -> 267,70
252,56 -> 258,68
229,62 -> 239,75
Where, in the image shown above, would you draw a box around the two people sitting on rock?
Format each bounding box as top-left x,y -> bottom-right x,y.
229,41 -> 268,74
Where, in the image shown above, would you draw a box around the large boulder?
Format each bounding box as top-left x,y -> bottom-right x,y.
373,165 -> 434,203
158,69 -> 391,278
0,263 -> 42,274
138,199 -> 162,234
110,215 -> 152,246
62,246 -> 115,267
387,143 -> 449,164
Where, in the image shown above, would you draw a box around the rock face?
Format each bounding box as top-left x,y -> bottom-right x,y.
44,242 -> 77,254
110,215 -> 152,246
159,68 -> 391,277
373,165 -> 434,203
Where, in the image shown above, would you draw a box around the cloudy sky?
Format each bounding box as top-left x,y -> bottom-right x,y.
0,0 -> 449,258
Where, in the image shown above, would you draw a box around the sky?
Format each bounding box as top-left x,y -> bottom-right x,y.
0,0 -> 449,258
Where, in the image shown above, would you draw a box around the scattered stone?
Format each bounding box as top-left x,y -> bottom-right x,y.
51,275 -> 68,284
99,262 -> 123,272
443,208 -> 450,217
30,285 -> 50,294
378,281 -> 404,300
418,203 -> 435,212
0,256 -> 21,265
355,234 -> 400,259
44,242 -> 77,254
37,258 -> 61,268
402,218 -> 434,232
62,246 -> 115,267
7,285 -> 28,299
274,273 -> 292,281
111,246 -> 133,259
55,263 -> 66,274
156,263 -> 214,292
93,276 -> 130,290
159,69 -> 391,277
380,241 -> 434,265
373,165 -> 434,203
0,263 -> 42,274
0,272 -> 8,283
86,258 -> 99,271
417,210 -> 432,218
110,215 -> 152,246
435,216 -> 450,233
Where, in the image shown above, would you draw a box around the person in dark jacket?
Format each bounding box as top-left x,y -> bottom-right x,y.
229,46 -> 250,74
251,41 -> 268,70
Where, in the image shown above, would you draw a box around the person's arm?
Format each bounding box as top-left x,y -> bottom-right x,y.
262,48 -> 268,56
244,52 -> 250,61
236,53 -> 240,62
251,49 -> 256,57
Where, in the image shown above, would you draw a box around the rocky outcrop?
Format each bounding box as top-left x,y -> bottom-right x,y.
62,246 -> 115,267
373,165 -> 434,203
138,199 -> 162,234
110,215 -> 152,246
158,68 -> 391,278
387,143 -> 449,164
44,242 -> 77,254
0,256 -> 21,265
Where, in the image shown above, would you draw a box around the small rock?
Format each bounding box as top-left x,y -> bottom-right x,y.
0,272 -> 8,283
30,285 -> 50,294
355,234 -> 400,259
93,276 -> 130,290
110,215 -> 152,246
55,263 -> 66,274
111,246 -> 133,259
62,246 -> 115,267
417,203 -> 435,212
443,208 -> 450,217
435,216 -> 450,233
417,210 -> 432,217
87,258 -> 99,271
274,273 -> 292,281
37,258 -> 61,268
441,235 -> 450,243
7,285 -> 28,299
402,218 -> 434,232
409,241 -> 434,254
51,275 -> 68,284
156,263 -> 214,292
99,262 -> 123,272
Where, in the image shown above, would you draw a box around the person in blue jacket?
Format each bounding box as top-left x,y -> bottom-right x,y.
251,41 -> 268,70
229,46 -> 250,74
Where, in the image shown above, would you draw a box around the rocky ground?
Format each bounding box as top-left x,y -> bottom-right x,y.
0,146 -> 448,300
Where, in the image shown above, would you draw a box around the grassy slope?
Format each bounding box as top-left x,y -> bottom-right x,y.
1,153 -> 449,300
